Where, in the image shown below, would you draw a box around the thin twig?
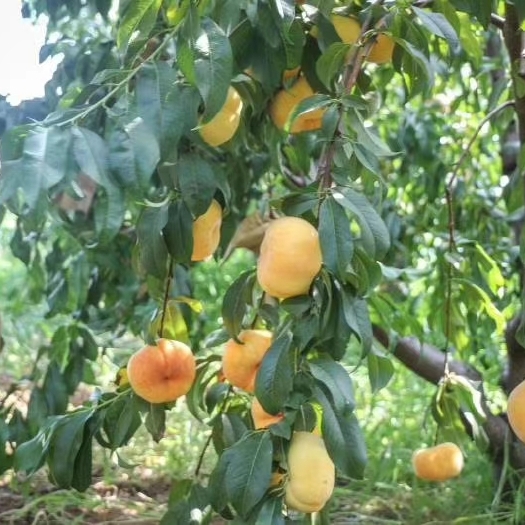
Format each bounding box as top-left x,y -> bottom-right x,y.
194,385 -> 233,477
53,27 -> 178,128
159,257 -> 175,338
442,99 -> 515,371
448,100 -> 515,189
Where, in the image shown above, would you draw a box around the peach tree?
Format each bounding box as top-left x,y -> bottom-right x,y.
1,0 -> 524,522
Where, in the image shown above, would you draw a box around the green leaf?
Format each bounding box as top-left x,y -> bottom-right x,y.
367,348 -> 394,393
176,153 -> 218,216
453,278 -> 505,333
94,183 -> 126,242
134,64 -> 200,159
332,187 -> 390,259
50,325 -> 71,372
47,410 -> 94,488
309,358 -> 355,413
9,224 -> 31,265
185,358 -> 223,422
107,116 -> 160,188
255,331 -> 294,415
286,94 -> 333,133
27,388 -> 49,435
280,295 -> 313,318
193,18 -> 233,122
72,413 -> 102,492
0,420 -> 11,474
473,243 -> 505,295
117,0 -> 162,50
317,389 -> 367,479
412,6 -> 460,52
319,196 -> 354,280
43,363 -> 69,415
395,38 -> 434,97
283,19 -> 307,68
162,200 -> 194,263
447,374 -> 487,447
348,247 -> 383,296
449,0 -> 491,28
340,291 -> 373,356
221,270 -> 256,339
223,431 -> 273,518
231,23 -> 286,91
145,404 -> 166,442
14,433 -> 47,475
136,204 -> 169,280
0,126 -> 72,209
208,447 -> 231,513
456,12 -> 482,66
66,252 -> 90,313
101,394 -> 142,450
270,0 -> 295,28
347,110 -> 394,157
72,127 -> 110,187
255,497 -> 285,525
316,43 -> 349,89
212,413 -> 250,454
280,190 -> 320,216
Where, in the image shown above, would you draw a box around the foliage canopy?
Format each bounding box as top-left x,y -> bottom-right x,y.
1,0 -> 523,522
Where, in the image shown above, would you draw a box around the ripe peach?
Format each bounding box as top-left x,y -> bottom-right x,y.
251,397 -> 284,429
127,339 -> 196,404
222,330 -> 273,393
257,216 -> 322,299
269,76 -> 325,133
192,199 -> 222,262
332,15 -> 361,44
285,431 -> 335,513
199,86 -> 243,147
367,33 -> 395,64
313,15 -> 394,65
412,442 -> 464,481
508,379 -> 525,443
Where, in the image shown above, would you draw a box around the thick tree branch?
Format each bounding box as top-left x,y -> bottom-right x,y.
373,326 -> 481,384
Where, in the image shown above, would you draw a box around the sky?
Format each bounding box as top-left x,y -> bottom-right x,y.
0,0 -> 60,105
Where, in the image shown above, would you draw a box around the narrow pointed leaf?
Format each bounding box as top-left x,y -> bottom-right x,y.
255,331 -> 294,415
319,196 -> 353,279
332,187 -> 390,259
224,431 -> 273,518
194,18 -> 233,122
117,0 -> 162,50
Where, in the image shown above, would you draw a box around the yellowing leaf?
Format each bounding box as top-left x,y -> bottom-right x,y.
115,367 -> 129,389
173,296 -> 204,314
223,213 -> 271,261
150,300 -> 190,342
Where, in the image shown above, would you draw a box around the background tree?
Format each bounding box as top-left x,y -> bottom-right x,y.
1,0 -> 525,523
